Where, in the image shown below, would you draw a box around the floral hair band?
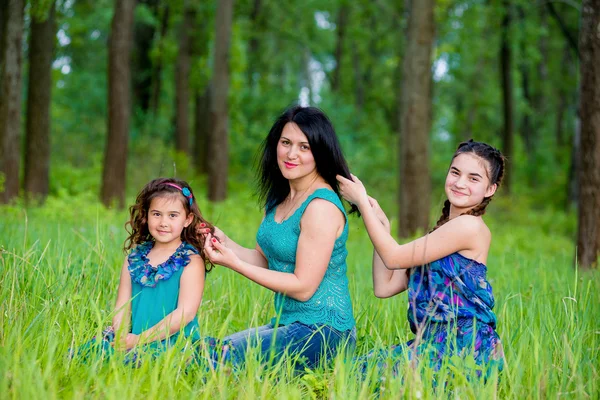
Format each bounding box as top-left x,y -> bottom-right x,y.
164,182 -> 193,206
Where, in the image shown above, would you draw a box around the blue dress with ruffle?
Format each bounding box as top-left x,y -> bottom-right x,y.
74,241 -> 213,363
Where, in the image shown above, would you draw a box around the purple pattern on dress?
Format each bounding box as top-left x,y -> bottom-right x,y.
360,252 -> 504,380
404,252 -> 504,374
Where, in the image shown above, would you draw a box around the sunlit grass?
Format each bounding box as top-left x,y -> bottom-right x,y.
0,191 -> 598,399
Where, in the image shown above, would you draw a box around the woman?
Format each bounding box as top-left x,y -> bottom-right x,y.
202,105 -> 357,370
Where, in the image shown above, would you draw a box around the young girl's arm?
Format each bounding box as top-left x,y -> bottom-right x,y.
116,255 -> 205,350
337,174 -> 486,269
112,258 -> 132,335
206,226 -> 269,269
204,199 -> 344,302
367,197 -> 409,297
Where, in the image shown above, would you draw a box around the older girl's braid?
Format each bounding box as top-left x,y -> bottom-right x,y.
463,196 -> 492,217
431,200 -> 451,232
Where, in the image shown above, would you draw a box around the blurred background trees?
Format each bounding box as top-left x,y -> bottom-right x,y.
0,0 -> 597,267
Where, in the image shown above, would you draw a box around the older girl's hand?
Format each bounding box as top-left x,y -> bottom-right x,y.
203,233 -> 240,271
336,173 -> 369,208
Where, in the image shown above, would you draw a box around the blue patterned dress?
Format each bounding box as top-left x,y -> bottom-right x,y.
365,252 -> 504,378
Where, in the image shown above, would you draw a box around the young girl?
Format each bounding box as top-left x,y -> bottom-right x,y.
76,178 -> 215,363
337,140 -> 505,378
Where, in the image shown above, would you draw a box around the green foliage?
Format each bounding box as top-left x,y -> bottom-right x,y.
0,190 -> 597,398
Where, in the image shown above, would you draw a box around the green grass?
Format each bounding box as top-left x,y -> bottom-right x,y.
0,190 -> 598,399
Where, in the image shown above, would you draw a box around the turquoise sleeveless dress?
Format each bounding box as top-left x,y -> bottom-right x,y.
258,188 -> 355,331
362,252 -> 504,379
223,188 -> 356,369
73,241 -> 205,363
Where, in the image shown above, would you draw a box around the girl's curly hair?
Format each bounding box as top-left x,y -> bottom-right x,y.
124,177 -> 216,272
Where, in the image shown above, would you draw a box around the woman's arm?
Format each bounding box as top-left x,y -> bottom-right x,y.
112,258 -> 132,335
116,255 -> 205,350
337,174 -> 484,270
204,199 -> 345,302
204,226 -> 269,269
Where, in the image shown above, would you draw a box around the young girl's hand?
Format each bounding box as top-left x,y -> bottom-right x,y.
368,196 -> 391,232
336,173 -> 369,208
114,333 -> 140,351
203,233 -> 240,270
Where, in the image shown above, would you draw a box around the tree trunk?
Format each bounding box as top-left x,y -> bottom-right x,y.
547,2 -> 580,60
576,0 -> 600,269
246,0 -> 262,88
557,46 -> 573,149
398,0 -> 434,238
351,43 -> 364,111
500,0 -> 514,194
0,4 -> 5,78
194,85 -> 211,175
520,63 -> 534,186
175,5 -> 195,154
150,4 -> 169,116
331,3 -> 348,93
101,0 -> 136,208
133,0 -> 158,114
24,2 -> 56,203
208,0 -> 234,202
0,0 -> 24,204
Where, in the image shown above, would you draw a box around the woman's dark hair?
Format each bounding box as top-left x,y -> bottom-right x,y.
124,177 -> 216,272
431,139 -> 505,232
257,105 -> 358,214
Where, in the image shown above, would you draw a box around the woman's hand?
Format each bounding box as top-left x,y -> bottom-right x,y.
203,233 -> 241,270
368,196 -> 391,232
336,173 -> 369,208
197,224 -> 227,245
114,333 -> 139,351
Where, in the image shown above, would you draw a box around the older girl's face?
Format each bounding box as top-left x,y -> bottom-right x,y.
445,153 -> 497,214
276,122 -> 317,181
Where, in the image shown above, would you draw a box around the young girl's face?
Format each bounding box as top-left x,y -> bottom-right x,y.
147,195 -> 193,247
445,153 -> 497,214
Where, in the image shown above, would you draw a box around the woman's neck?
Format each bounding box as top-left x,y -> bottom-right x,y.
288,172 -> 322,199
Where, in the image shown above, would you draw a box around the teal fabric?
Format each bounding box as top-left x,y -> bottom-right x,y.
257,188 -> 355,332
128,241 -> 202,347
72,241 -> 204,362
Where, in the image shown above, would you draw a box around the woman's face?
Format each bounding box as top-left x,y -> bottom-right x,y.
276,122 -> 317,181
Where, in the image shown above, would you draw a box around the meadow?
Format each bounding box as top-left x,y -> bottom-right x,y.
0,189 -> 598,399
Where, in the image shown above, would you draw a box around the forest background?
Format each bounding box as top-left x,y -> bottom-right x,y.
0,0 -> 599,399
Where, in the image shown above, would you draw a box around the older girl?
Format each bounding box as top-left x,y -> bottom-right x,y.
337,140 -> 505,378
